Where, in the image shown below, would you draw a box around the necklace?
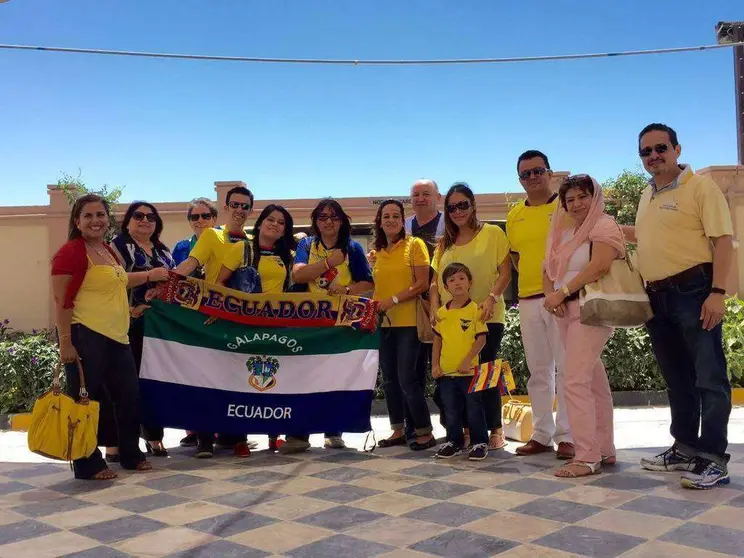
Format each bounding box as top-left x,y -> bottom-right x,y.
87,242 -> 126,281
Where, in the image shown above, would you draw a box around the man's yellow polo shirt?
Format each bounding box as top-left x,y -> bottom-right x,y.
189,227 -> 245,284
373,236 -> 429,327
433,300 -> 488,375
635,165 -> 733,282
506,194 -> 558,298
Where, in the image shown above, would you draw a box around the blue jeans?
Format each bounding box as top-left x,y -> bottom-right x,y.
440,376 -> 488,448
645,265 -> 731,462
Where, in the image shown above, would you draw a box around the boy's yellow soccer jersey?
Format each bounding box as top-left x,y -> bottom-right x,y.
433,300 -> 488,375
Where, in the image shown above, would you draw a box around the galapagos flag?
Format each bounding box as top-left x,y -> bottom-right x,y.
139,300 -> 380,434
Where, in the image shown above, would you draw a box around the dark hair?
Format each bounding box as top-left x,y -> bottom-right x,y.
517,150 -> 551,171
252,204 -> 297,290
373,199 -> 407,251
120,201 -> 168,250
638,123 -> 679,148
438,182 -> 480,258
558,175 -> 595,211
442,262 -> 473,285
310,198 -> 352,255
187,197 -> 218,220
226,186 -> 254,207
68,193 -> 111,240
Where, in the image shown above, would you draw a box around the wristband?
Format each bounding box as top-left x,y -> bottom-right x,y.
711,287 -> 726,296
392,295 -> 399,305
323,258 -> 330,271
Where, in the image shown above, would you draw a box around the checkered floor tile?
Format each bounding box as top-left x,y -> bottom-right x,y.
0,442 -> 742,557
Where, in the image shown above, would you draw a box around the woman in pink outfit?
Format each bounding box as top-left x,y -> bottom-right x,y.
542,175 -> 625,478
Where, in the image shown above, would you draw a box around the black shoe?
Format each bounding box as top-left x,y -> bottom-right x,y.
435,442 -> 462,459
145,442 -> 169,457
195,443 -> 214,459
468,443 -> 489,461
410,437 -> 437,451
179,433 -> 198,447
378,436 -> 407,448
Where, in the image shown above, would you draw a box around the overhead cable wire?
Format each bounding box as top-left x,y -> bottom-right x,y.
0,41 -> 743,66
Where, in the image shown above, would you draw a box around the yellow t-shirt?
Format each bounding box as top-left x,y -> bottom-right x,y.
373,236 -> 430,328
258,247 -> 289,294
432,223 -> 510,323
303,240 -> 353,294
506,195 -> 558,298
72,260 -> 130,345
635,166 -> 733,282
189,227 -> 245,285
434,300 -> 488,375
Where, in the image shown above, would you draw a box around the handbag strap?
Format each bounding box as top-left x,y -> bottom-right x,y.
54,358 -> 89,400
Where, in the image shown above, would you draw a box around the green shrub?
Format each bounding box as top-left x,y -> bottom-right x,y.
0,324 -> 60,414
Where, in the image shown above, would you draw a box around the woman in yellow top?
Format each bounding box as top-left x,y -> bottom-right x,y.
372,200 -> 436,451
51,194 -> 169,480
430,183 -> 512,450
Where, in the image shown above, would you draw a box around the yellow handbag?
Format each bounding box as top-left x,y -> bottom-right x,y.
28,359 -> 100,464
501,399 -> 534,442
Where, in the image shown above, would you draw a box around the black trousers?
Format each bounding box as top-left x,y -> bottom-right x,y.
129,317 -> 164,442
434,322 -> 504,431
66,325 -> 145,478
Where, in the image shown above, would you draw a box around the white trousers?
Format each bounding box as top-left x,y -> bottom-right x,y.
518,297 -> 572,446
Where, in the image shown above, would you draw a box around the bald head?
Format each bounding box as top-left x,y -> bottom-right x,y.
410,179 -> 440,221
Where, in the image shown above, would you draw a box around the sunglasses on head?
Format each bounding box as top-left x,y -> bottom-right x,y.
446,201 -> 471,213
228,201 -> 252,210
317,214 -> 340,223
519,167 -> 548,181
132,211 -> 157,223
639,143 -> 669,158
189,212 -> 213,222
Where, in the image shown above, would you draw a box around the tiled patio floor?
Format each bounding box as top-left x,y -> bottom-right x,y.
0,434 -> 743,558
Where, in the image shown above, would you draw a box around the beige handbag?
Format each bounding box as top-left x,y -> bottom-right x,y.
579,232 -> 653,328
409,238 -> 434,344
501,399 -> 534,442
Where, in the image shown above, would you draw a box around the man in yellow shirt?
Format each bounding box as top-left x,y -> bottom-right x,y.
622,124 -> 734,490
506,150 -> 573,459
173,185 -> 256,459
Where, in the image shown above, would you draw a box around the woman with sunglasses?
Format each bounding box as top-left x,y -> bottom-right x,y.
543,175 -> 625,478
430,183 -> 512,451
217,204 -> 297,451
281,198 -> 374,454
372,200 -> 435,451
111,202 -> 175,458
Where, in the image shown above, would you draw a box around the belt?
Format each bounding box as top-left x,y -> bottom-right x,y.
646,263 -> 712,292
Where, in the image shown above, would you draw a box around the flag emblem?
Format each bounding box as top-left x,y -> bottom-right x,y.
246,356 -> 280,392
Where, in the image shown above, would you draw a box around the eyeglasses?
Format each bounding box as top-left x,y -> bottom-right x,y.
228,201 -> 252,210
446,201 -> 471,213
519,167 -> 548,181
132,211 -> 157,223
317,215 -> 340,223
189,212 -> 214,222
639,143 -> 669,158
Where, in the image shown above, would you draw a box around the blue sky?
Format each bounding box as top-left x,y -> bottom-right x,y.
0,0 -> 741,206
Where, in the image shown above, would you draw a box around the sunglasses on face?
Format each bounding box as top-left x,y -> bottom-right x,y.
189,212 -> 213,222
228,201 -> 252,210
317,214 -> 340,223
446,201 -> 471,213
639,144 -> 669,158
519,167 -> 547,181
132,211 -> 157,223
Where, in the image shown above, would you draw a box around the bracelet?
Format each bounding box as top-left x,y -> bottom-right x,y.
345,286 -> 351,295
323,258 -> 330,271
59,334 -> 71,341
561,285 -> 571,297
488,292 -> 498,302
711,287 -> 726,296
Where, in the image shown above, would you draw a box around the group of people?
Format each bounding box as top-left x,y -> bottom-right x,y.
51,122 -> 734,491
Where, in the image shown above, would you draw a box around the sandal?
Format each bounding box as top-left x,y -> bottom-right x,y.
488,431 -> 507,450
378,436 -> 407,448
555,460 -> 601,478
601,455 -> 617,466
91,468 -> 118,481
145,442 -> 169,457
135,461 -> 153,472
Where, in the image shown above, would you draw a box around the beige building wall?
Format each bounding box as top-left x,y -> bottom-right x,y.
0,168 -> 741,332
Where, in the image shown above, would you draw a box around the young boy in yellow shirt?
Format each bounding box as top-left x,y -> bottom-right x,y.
433,263 -> 489,460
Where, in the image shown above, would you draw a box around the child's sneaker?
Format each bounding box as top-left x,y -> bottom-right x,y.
468,443 -> 489,461
435,442 -> 462,459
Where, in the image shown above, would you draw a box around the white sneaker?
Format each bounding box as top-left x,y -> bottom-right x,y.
324,436 -> 346,449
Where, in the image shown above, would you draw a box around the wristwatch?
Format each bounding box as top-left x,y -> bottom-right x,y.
392,295 -> 400,305
711,287 -> 726,296
488,293 -> 498,302
561,285 -> 571,297
345,286 -> 351,295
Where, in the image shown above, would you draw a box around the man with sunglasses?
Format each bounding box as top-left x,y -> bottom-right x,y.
621,123 -> 734,490
506,150 -> 574,459
173,185 -> 256,459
